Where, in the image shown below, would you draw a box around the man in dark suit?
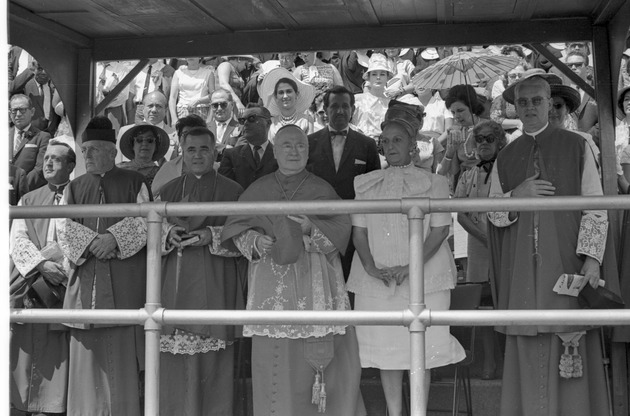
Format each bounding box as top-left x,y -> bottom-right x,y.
10,94 -> 51,191
219,105 -> 277,190
23,61 -> 60,136
307,85 -> 381,278
207,88 -> 242,159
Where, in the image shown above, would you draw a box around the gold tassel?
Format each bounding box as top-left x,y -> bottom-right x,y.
311,371 -> 321,405
559,341 -> 573,379
571,343 -> 583,378
318,382 -> 327,413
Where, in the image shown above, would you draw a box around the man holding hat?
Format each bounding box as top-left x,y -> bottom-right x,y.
487,70 -> 611,415
58,116 -> 150,416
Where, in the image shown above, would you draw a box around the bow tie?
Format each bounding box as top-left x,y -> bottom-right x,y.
330,130 -> 347,139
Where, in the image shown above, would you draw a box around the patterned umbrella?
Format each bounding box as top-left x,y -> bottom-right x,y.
411,51 -> 520,90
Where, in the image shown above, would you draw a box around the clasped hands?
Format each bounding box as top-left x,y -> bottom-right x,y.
88,232 -> 118,261
365,264 -> 409,287
167,226 -> 212,249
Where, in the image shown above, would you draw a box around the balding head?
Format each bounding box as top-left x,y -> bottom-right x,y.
143,91 -> 168,125
273,125 -> 308,176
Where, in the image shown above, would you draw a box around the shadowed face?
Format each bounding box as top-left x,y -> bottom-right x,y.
326,93 -> 354,131
81,141 -> 116,174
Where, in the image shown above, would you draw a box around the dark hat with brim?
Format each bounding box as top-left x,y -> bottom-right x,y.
119,124 -> 170,162
618,86 -> 630,114
502,68 -> 563,105
81,129 -> 116,144
381,100 -> 425,137
550,84 -> 581,113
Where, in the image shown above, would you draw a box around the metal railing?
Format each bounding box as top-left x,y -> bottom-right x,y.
10,195 -> 630,416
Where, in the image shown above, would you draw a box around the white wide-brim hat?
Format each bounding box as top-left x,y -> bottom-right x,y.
258,67 -> 316,117
420,48 -> 439,60
362,53 -> 395,80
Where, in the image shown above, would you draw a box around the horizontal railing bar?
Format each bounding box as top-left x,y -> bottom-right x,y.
11,308 -> 630,326
9,195 -> 630,219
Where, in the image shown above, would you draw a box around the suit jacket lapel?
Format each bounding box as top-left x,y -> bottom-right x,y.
338,129 -> 356,172
320,128 -> 336,169
223,120 -> 239,144
259,142 -> 274,170
9,126 -> 15,161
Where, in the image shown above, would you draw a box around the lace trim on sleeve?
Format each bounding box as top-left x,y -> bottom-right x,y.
576,213 -> 608,264
108,217 -> 147,259
304,225 -> 336,254
160,328 -> 227,355
234,229 -> 262,262
208,226 -> 242,257
58,219 -> 98,265
11,238 -> 45,276
487,192 -> 517,227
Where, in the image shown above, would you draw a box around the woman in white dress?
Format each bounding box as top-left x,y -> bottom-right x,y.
258,67 -> 315,141
348,101 -> 465,416
352,53 -> 394,140
168,57 -> 215,122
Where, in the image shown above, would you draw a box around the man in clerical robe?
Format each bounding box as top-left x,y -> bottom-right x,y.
9,141 -> 76,415
487,73 -> 611,416
222,125 -> 365,416
57,117 -> 149,416
157,126 -> 244,415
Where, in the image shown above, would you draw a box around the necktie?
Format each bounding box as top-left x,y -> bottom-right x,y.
41,82 -> 51,120
13,130 -> 24,156
253,145 -> 262,166
142,65 -> 153,99
217,122 -> 227,142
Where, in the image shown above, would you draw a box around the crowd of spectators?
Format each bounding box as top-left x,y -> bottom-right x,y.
8,40 -> 630,416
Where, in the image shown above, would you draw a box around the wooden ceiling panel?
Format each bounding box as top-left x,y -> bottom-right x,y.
192,0 -> 289,31
452,0 -> 518,21
371,0 -> 437,24
532,0 -> 598,19
126,15 -> 225,36
90,0 -> 189,17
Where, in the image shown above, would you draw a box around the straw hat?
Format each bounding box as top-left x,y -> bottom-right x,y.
258,67 -> 316,117
362,53 -> 395,80
549,43 -> 566,51
420,48 -> 439,60
119,124 -> 170,162
355,50 -> 370,67
550,84 -> 581,113
502,68 -> 563,105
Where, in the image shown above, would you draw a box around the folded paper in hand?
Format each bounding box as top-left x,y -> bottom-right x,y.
553,273 -> 605,297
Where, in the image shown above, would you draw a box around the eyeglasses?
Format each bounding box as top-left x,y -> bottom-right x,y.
508,73 -> 522,79
10,107 -> 30,115
515,96 -> 548,107
134,137 -> 155,144
569,43 -> 586,49
552,103 -> 565,110
237,114 -> 269,125
474,134 -> 496,144
567,62 -> 585,68
211,102 -> 229,110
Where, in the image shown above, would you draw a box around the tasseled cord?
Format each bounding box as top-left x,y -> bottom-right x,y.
558,332 -> 584,379
311,366 -> 327,413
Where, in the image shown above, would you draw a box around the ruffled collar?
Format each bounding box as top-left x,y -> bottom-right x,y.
354,164 -> 432,197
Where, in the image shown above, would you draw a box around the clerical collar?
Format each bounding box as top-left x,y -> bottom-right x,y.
48,180 -> 69,193
524,123 -> 549,138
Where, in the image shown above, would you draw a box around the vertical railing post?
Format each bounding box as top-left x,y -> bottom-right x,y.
407,205 -> 426,416
144,210 -> 163,416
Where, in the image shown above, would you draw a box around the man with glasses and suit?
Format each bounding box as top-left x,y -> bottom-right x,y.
218,104 -> 278,190
207,88 -> 242,158
10,94 -> 51,191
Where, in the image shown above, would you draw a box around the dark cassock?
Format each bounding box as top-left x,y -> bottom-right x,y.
9,183 -> 71,414
58,166 -> 149,416
222,169 -> 366,416
157,169 -> 244,416
487,125 -> 614,416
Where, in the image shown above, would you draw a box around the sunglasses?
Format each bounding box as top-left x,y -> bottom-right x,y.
134,137 -> 155,144
237,114 -> 269,125
474,134 -> 496,144
515,96 -> 548,107
211,102 -> 229,109
10,107 -> 30,115
552,103 -> 565,110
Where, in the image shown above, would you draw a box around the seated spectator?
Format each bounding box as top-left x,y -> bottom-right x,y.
293,51 -> 344,96
117,124 -> 170,187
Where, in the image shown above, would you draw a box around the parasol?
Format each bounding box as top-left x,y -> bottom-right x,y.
411,51 -> 520,90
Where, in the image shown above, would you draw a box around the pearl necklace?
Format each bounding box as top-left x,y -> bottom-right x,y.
389,162 -> 413,169
280,112 -> 298,125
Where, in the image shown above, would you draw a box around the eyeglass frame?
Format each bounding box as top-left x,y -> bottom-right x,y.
474,134 -> 497,144
10,107 -> 31,115
515,96 -> 549,108
237,114 -> 271,125
211,102 -> 230,110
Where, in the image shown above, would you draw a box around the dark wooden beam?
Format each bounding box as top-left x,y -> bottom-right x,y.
188,0 -> 235,32
527,43 -> 596,99
92,17 -> 593,60
435,0 -> 453,24
592,0 -> 627,26
9,3 -> 91,48
94,59 -> 150,115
